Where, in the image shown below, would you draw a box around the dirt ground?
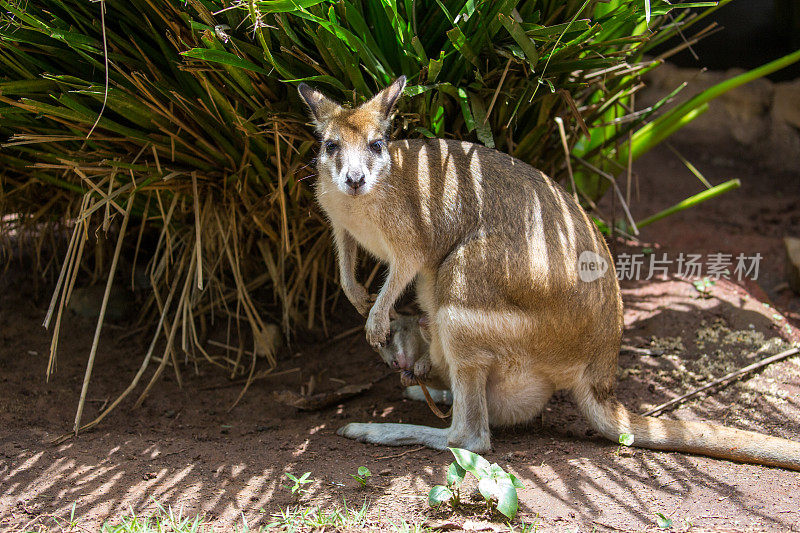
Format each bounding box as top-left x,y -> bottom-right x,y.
2,137 -> 800,532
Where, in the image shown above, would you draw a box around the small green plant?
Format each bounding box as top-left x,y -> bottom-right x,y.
655,512 -> 673,529
616,432 -> 635,456
350,466 -> 372,486
283,472 -> 313,497
389,518 -> 434,533
428,447 -> 524,520
266,498 -> 370,531
692,278 -> 716,298
511,514 -> 540,533
101,500 -> 209,532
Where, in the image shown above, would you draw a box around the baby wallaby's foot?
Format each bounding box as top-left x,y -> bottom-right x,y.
337,423 -> 448,449
403,386 -> 453,405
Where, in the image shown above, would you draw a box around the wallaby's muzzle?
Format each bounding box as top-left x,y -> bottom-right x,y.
344,168 -> 366,194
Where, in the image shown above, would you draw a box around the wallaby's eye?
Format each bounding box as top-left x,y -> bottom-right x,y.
369,140 -> 384,154
324,141 -> 339,156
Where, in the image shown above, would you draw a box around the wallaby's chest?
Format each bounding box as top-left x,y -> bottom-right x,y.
319,194 -> 392,262
343,212 -> 392,262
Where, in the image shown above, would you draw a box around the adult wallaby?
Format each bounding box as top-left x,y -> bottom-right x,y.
298,77 -> 800,470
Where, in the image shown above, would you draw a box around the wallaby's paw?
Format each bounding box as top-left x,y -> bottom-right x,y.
400,370 -> 416,388
338,422 -> 449,449
337,423 -> 376,443
447,432 -> 492,454
337,422 -> 412,446
365,309 -> 390,348
413,355 -> 432,381
403,386 -> 453,405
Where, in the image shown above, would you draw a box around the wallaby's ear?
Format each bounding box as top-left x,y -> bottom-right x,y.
362,76 -> 406,122
297,83 -> 341,130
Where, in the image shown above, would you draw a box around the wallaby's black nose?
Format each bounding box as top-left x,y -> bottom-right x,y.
345,170 -> 365,190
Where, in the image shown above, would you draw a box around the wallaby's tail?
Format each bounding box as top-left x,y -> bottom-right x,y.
575,385 -> 800,471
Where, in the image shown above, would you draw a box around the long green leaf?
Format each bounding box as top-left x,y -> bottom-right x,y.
181,48 -> 270,75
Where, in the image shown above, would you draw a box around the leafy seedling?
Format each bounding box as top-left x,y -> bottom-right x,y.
429,461 -> 466,508
655,512 -> 673,529
616,432 -> 635,456
692,278 -> 715,298
350,466 -> 372,487
283,472 -> 313,497
428,448 -> 523,519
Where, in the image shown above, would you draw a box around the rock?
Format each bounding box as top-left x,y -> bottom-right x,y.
641,64 -> 773,145
639,63 -> 800,172
719,69 -> 772,146
773,79 -> 800,130
67,284 -> 132,321
254,323 -> 282,358
785,237 -> 800,294
764,119 -> 800,170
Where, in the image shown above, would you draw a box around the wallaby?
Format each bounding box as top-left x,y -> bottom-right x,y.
298,77 -> 800,470
379,314 -> 451,403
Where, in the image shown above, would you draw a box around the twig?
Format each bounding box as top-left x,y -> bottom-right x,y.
73,196 -> 134,435
376,445 -> 427,460
322,325 -> 363,347
484,57 -> 512,124
191,171 -> 203,290
643,347 -> 799,417
50,250 -> 188,445
198,367 -> 300,391
620,344 -> 663,356
417,381 -> 452,419
554,117 -> 577,202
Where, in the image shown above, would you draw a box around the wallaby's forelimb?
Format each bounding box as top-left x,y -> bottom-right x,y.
333,227 -> 370,316
365,260 -> 420,348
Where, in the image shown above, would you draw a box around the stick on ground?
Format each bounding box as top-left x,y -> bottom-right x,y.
643,346 -> 799,417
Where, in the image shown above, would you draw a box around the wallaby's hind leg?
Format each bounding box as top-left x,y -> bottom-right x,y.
338,360 -> 490,452
445,359 -> 491,452
403,386 -> 453,405
337,362 -> 488,451
338,332 -> 492,452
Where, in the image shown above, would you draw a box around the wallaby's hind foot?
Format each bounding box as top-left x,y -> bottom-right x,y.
403,385 -> 453,405
337,422 -> 448,449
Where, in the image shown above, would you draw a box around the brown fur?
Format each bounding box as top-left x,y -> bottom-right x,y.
298,78 -> 800,470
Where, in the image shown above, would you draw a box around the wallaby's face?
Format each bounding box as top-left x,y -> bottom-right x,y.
298,77 -> 406,196
315,109 -> 390,197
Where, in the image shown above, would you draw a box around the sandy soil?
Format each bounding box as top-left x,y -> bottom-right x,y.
1,138 -> 800,532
